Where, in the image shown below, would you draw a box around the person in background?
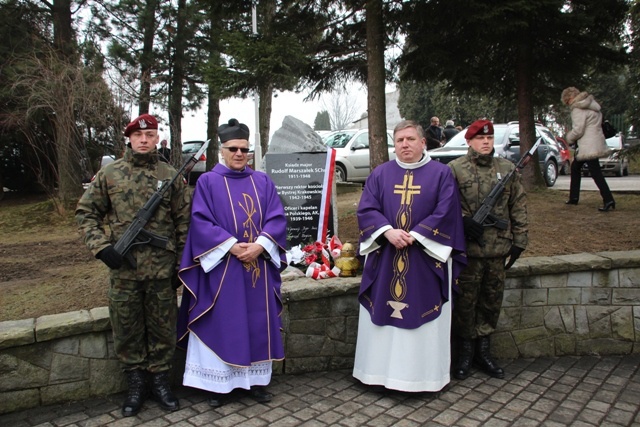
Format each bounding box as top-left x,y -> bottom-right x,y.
561,86 -> 615,212
76,114 -> 191,417
176,118 -> 288,408
448,119 -> 528,380
426,116 -> 445,150
158,139 -> 171,163
443,120 -> 460,142
353,119 -> 467,393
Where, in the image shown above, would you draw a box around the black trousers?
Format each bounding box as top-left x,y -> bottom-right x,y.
568,158 -> 614,203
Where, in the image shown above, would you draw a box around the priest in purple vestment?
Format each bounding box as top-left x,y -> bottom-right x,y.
176,119 -> 287,407
353,120 -> 467,392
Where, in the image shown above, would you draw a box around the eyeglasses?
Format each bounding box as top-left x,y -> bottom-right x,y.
222,146 -> 250,154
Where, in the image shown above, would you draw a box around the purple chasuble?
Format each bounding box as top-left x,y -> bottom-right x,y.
358,160 -> 467,329
177,164 -> 287,366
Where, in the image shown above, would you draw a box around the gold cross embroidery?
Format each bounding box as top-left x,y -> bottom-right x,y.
432,228 -> 440,237
394,174 -> 421,205
435,261 -> 442,269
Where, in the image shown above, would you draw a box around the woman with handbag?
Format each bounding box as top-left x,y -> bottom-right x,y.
561,87 -> 615,212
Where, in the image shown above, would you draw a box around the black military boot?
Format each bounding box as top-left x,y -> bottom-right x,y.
452,338 -> 474,380
473,335 -> 505,379
122,369 -> 147,417
150,371 -> 180,411
249,385 -> 273,403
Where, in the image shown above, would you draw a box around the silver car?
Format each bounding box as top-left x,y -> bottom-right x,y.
323,129 -> 396,182
583,135 -> 629,177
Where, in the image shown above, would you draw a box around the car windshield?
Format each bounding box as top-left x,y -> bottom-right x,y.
606,138 -> 621,149
443,126 -> 509,147
442,131 -> 469,147
182,142 -> 203,154
324,130 -> 357,148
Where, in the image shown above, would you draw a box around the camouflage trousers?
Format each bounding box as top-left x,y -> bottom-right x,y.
452,257 -> 506,339
108,277 -> 177,373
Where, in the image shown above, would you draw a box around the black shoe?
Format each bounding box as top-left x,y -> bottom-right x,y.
122,370 -> 147,417
149,372 -> 180,412
473,336 -> 505,379
207,392 -> 227,408
452,338 -> 474,380
565,199 -> 579,205
250,386 -> 273,403
599,201 -> 616,212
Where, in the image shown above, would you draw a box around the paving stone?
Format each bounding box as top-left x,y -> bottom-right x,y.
269,415 -> 306,427
236,417 -> 270,427
1,355 -> 639,427
76,414 -> 116,427
390,419 -> 421,427
405,406 -> 440,424
315,410 -> 342,424
431,409 -> 464,426
137,419 -> 170,427
577,408 -> 606,425
547,408 -> 579,424
297,420 -> 326,427
466,407 -> 493,422
603,408 -> 635,425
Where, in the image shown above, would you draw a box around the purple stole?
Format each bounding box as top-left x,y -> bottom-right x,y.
177,164 -> 287,366
358,160 -> 467,329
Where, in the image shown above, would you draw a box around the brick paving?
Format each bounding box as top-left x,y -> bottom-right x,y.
2,354 -> 640,427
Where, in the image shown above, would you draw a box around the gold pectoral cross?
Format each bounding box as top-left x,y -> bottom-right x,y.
394,173 -> 421,205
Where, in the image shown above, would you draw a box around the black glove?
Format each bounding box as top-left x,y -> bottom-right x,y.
97,245 -> 124,270
172,270 -> 182,290
505,245 -> 524,270
462,216 -> 484,241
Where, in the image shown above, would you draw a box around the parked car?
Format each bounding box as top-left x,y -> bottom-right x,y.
315,130 -> 334,139
555,137 -> 571,175
582,134 -> 629,177
181,140 -> 255,185
181,140 -> 208,185
428,122 -> 562,187
323,129 -> 396,182
83,154 -> 118,189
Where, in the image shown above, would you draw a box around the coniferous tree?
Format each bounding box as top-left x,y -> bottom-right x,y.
314,111 -> 332,130
400,0 -> 629,189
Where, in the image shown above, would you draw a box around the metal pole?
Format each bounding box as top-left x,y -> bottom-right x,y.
252,3 -> 262,171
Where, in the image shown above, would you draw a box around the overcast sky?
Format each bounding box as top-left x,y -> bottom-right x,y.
148,83 -> 372,146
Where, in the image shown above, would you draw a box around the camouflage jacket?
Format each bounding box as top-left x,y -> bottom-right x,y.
448,147 -> 528,258
75,148 -> 191,280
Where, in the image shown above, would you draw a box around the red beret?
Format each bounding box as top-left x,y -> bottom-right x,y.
124,114 -> 158,137
465,120 -> 494,140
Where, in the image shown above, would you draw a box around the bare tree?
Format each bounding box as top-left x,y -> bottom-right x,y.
4,48 -> 120,212
322,88 -> 362,130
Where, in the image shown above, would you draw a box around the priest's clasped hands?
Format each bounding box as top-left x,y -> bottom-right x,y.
384,229 -> 416,249
231,242 -> 265,263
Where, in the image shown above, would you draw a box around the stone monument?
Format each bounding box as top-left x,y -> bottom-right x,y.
266,116 -> 338,249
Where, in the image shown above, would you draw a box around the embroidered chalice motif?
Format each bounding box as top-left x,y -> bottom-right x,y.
387,300 -> 409,319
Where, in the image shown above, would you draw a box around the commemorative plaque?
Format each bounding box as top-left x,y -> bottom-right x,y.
266,116 -> 336,249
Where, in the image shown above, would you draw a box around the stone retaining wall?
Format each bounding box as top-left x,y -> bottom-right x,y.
1,250 -> 640,413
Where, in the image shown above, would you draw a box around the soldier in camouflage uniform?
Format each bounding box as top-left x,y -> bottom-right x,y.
448,119 -> 528,380
76,114 -> 191,417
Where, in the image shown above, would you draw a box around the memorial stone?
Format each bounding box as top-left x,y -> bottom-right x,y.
267,116 -> 337,249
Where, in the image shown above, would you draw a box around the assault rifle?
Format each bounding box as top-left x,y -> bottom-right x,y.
114,140 -> 209,267
472,138 -> 541,246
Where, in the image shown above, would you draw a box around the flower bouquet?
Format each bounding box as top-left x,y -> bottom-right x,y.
289,236 -> 343,280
